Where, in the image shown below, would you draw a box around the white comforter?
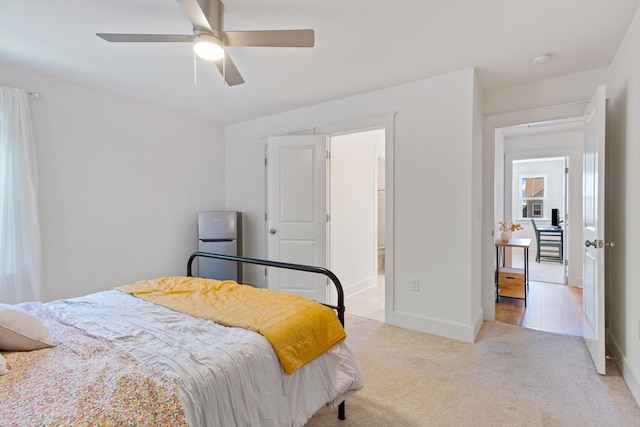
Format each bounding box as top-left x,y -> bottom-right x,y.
48,290 -> 363,427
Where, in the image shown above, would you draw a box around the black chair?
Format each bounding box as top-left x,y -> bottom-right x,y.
531,219 -> 563,263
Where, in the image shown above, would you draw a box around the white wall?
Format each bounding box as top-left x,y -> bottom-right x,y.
331,129 -> 382,297
484,68 -> 609,116
470,73 -> 484,335
0,64 -> 226,301
226,68 -> 484,342
606,7 -> 640,406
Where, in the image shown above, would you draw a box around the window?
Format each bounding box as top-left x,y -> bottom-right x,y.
520,176 -> 545,218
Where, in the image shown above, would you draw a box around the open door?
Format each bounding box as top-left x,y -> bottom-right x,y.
582,85 -> 607,374
266,135 -> 329,303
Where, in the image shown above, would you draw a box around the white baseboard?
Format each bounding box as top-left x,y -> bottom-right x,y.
472,308 -> 484,340
606,328 -> 640,407
386,311 -> 479,343
343,276 -> 377,298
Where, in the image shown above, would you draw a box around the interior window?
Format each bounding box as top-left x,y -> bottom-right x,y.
520,176 -> 545,218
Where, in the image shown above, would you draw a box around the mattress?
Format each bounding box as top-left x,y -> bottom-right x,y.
31,290 -> 363,426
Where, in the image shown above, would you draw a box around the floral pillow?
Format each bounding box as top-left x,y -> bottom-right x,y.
0,353 -> 8,375
0,304 -> 55,351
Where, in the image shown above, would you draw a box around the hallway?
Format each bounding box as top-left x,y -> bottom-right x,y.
496,280 -> 583,336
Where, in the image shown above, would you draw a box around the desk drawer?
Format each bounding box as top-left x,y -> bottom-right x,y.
498,281 -> 525,299
498,270 -> 525,299
498,270 -> 525,286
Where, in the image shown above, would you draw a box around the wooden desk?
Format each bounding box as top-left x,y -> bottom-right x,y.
495,238 -> 531,307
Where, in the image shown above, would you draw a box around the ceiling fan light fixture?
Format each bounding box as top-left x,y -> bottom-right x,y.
193,33 -> 224,61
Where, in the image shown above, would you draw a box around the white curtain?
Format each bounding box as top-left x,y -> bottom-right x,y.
0,86 -> 42,303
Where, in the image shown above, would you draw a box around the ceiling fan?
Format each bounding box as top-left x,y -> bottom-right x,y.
96,0 -> 314,86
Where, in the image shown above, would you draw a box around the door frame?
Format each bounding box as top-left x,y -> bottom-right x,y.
490,98 -> 607,368
264,114 -> 395,314
494,127 -> 583,286
330,129 -> 385,299
319,114 -> 395,314
503,149 -> 581,286
483,102 -> 591,321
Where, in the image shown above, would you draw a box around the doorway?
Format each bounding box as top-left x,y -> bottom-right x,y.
330,129 -> 386,322
494,119 -> 584,336
509,156 -> 566,285
265,114 -> 395,321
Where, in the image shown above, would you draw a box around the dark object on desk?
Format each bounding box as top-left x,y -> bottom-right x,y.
531,219 -> 563,263
552,208 -> 560,227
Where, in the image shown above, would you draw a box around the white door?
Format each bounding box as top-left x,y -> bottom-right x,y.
583,85 -> 607,374
562,156 -> 569,285
266,135 -> 328,303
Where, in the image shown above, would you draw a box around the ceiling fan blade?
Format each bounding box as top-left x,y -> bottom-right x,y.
214,53 -> 244,86
177,0 -> 220,31
224,29 -> 314,47
97,33 -> 193,43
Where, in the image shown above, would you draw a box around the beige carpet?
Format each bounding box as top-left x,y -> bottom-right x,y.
306,315 -> 640,426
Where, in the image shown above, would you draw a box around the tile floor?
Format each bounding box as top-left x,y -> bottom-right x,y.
345,274 -> 385,322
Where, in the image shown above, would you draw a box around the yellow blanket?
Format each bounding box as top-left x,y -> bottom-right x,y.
116,276 -> 346,375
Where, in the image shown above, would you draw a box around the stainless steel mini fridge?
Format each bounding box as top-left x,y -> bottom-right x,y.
198,211 -> 242,282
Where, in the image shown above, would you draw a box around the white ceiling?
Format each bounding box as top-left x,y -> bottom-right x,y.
1,0 -> 638,124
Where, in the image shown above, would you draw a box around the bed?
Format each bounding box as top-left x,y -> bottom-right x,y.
0,252 -> 363,426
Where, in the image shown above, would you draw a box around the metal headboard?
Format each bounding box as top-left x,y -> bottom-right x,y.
186,251 -> 345,326
186,251 -> 347,419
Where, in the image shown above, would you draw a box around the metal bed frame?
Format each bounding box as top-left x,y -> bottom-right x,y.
186,251 -> 347,420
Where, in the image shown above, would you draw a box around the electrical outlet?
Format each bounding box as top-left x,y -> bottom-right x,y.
411,278 -> 420,292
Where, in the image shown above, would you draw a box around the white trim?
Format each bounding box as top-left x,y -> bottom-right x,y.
315,112 -> 397,136
607,328 -> 640,407
483,101 -> 590,321
389,311 -> 481,343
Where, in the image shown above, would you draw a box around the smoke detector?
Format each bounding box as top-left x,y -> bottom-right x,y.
530,53 -> 552,65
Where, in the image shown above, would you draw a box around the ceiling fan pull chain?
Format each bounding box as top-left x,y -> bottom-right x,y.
222,41 -> 227,86
193,51 -> 198,88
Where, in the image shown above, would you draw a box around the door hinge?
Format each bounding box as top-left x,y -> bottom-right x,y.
564,259 -> 569,266
265,158 -> 267,166
265,213 -> 267,221
565,167 -> 569,173
327,213 -> 330,222
326,150 -> 330,159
